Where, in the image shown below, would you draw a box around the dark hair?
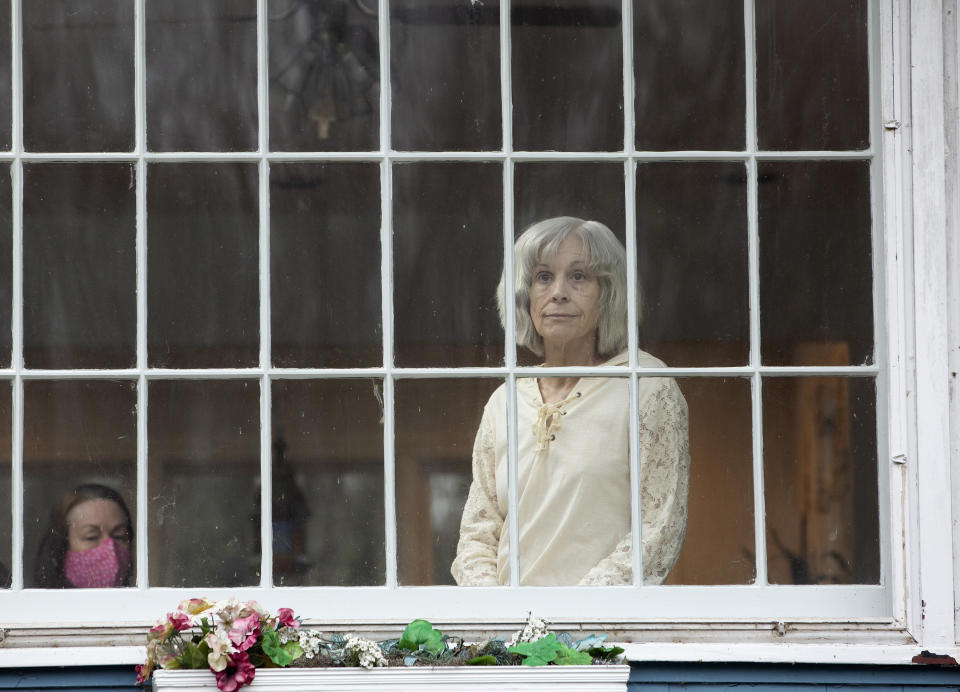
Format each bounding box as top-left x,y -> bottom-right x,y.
33,484 -> 134,588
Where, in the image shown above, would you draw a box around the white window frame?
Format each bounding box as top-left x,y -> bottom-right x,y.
1,0 -> 957,667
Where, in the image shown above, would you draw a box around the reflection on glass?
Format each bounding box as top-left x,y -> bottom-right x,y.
23,0 -> 134,152
0,383 -> 10,588
271,164 -> 381,368
22,380 -> 136,588
148,163 -> 259,368
756,0 -> 869,151
271,378 -> 385,585
23,164 -> 136,369
147,0 -> 257,151
667,378 -> 754,585
393,162 -> 503,367
515,162 -> 625,241
148,380 -> 260,587
0,164 -> 10,365
0,0 -> 10,150
634,0 -> 745,151
512,0 -> 623,151
396,377 -> 501,585
391,0 -> 501,151
759,161 -> 873,366
764,376 -> 879,584
269,0 -> 379,152
636,162 -> 748,367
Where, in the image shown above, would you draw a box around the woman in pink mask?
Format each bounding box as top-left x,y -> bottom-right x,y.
34,484 -> 133,588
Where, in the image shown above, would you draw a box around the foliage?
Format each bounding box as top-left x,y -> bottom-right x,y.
398,619 -> 446,657
466,655 -> 498,665
508,633 -> 565,666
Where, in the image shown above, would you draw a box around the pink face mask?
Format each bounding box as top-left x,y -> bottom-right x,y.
63,537 -> 132,588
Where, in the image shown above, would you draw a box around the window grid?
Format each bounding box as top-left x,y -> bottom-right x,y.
0,0 -> 887,618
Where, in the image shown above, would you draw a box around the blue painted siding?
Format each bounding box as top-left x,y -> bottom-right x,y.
0,666 -> 145,691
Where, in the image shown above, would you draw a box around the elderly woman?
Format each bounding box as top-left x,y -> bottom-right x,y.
451,216 -> 690,586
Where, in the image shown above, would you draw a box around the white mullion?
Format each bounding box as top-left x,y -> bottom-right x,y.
378,0 -> 397,589
744,0 -> 768,587
134,0 -> 148,589
8,0 -> 22,590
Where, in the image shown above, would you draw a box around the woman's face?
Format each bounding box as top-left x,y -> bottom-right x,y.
65,498 -> 130,553
529,234 -> 602,352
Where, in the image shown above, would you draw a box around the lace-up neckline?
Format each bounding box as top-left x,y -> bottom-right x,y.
532,389 -> 581,452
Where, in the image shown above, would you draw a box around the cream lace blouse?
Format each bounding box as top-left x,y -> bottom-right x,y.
450,349 -> 690,586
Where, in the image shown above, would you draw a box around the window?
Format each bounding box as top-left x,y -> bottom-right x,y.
0,0 -> 939,650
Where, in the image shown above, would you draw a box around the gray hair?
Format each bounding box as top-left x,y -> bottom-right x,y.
496,216 -> 634,358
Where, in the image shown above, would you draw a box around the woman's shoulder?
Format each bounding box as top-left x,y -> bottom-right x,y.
603,348 -> 669,369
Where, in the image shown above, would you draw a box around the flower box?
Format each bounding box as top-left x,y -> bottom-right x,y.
152,665 -> 630,691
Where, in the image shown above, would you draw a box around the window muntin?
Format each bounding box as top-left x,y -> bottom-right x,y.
0,0 -> 888,625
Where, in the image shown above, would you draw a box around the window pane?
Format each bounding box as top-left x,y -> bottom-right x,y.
634,0 -> 745,151
636,162 -> 749,367
23,380 -> 137,589
269,0 -> 379,152
23,0 -> 133,152
0,0 -> 14,150
148,380 -> 260,587
515,162 -> 626,238
391,0 -> 501,151
759,161 -> 873,366
0,383 -> 10,588
271,378 -> 384,585
393,162 -> 503,368
147,0 -> 257,152
271,163 -> 381,368
148,163 -> 259,368
756,0 -> 869,151
667,378 -> 754,585
23,164 -> 136,369
398,377 -> 501,585
512,0 -> 623,151
0,164 -> 10,366
763,376 -> 879,584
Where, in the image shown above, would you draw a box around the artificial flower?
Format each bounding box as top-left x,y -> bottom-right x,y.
205,629 -> 237,672
277,607 -> 299,630
228,613 -> 260,652
178,597 -> 215,616
214,652 -> 256,692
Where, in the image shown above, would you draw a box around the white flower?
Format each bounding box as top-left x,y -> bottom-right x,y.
508,614 -> 550,647
204,628 -> 237,672
344,635 -> 386,669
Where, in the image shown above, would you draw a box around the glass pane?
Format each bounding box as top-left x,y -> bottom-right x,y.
23,1 -> 134,152
22,380 -> 136,589
0,0 -> 13,151
391,0 -> 501,151
634,0 -> 745,151
148,380 -> 260,587
271,378 -> 384,585
147,0 -> 257,151
269,0 -> 379,152
756,0 -> 869,151
398,377 -> 501,585
636,162 -> 749,367
0,383 -> 10,588
23,164 -> 136,369
667,377 -> 754,585
764,376 -> 879,584
512,0 -> 623,151
147,163 -> 259,368
0,164 -> 10,365
271,163 -> 381,368
393,162 -> 503,367
759,161 -> 873,366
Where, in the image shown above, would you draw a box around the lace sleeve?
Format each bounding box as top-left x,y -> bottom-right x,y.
579,378 -> 690,586
450,405 -> 502,585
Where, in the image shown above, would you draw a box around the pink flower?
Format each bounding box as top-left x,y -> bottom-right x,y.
214,652 -> 256,692
276,607 -> 299,630
169,611 -> 192,632
227,613 -> 260,652
135,662 -> 153,683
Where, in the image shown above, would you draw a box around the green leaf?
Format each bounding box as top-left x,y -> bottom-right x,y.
262,628 -> 295,667
179,641 -> 209,669
466,655 -> 498,666
587,645 -> 625,661
508,634 -> 563,666
572,634 -> 607,651
398,619 -> 445,656
282,640 -> 304,662
554,643 -> 593,666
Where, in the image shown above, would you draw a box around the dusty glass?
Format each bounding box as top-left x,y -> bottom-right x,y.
271,163 -> 381,368
396,377 -> 501,586
763,376 -> 879,584
148,380 -> 260,587
147,163 -> 259,369
634,0 -> 745,151
636,162 -> 749,367
270,378 -> 385,586
0,383 -> 9,588
0,0 -> 10,151
269,0 -> 379,152
0,164 -> 10,366
22,380 -> 137,589
393,162 -> 503,368
512,0 -> 623,151
147,0 -> 257,151
23,164 -> 136,369
391,0 -> 501,151
759,161 -> 873,366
